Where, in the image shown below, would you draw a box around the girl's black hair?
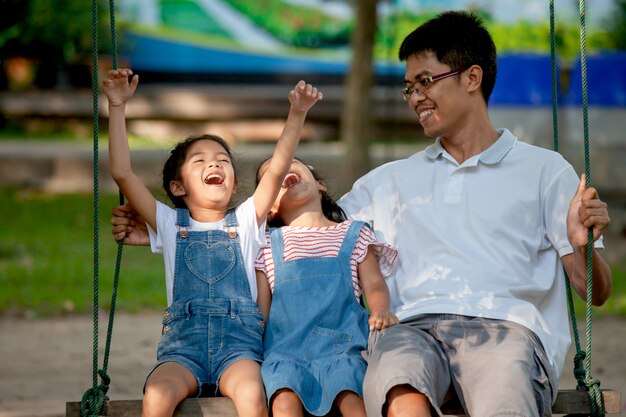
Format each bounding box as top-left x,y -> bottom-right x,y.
162,134 -> 236,209
255,157 -> 347,228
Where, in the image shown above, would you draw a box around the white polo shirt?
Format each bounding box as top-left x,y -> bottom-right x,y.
338,128 -> 602,378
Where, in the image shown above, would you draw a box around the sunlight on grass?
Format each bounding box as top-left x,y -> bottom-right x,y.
0,188 -> 166,317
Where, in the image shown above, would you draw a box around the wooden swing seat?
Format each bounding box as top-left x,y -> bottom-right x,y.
66,389 -> 621,416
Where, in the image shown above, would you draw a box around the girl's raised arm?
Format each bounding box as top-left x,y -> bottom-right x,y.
253,81 -> 323,225
104,69 -> 158,231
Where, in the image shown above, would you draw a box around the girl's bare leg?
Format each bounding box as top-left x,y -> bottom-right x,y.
271,389 -> 304,417
335,391 -> 366,417
142,362 -> 197,417
219,359 -> 268,417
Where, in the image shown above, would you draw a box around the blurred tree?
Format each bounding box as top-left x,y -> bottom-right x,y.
340,0 -> 377,186
0,0 -> 111,89
609,0 -> 626,49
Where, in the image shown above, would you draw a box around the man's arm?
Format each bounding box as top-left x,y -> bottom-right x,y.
562,174 -> 612,306
111,204 -> 150,246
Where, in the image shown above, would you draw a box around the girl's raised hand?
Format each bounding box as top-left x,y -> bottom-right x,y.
288,80 -> 323,112
103,68 -> 139,107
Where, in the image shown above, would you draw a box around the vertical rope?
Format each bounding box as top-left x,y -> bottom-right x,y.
578,1 -> 604,415
80,0 -> 104,415
91,0 -> 100,396
91,0 -> 99,388
109,0 -> 118,70
80,0 -> 120,415
549,0 -> 559,154
102,0 -> 122,375
549,1 -> 604,415
549,0 -> 587,391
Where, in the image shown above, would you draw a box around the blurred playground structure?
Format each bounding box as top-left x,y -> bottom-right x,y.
0,0 -> 625,230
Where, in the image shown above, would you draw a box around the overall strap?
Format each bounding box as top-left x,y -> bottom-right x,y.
225,209 -> 239,228
269,227 -> 285,269
338,221 -> 366,259
176,208 -> 190,228
224,209 -> 239,239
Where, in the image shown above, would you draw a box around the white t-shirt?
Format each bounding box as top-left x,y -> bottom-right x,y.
147,197 -> 267,305
338,128 -> 603,379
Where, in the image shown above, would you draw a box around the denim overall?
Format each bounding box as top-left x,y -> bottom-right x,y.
262,221 -> 369,415
152,208 -> 265,395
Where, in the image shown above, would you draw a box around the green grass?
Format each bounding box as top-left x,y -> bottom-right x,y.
0,188 -> 166,317
0,187 -> 624,318
586,263 -> 626,316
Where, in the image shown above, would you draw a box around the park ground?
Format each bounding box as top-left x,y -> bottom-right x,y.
1,309 -> 625,417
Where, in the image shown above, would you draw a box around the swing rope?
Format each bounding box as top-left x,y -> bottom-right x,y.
79,0 -> 123,415
549,0 -> 604,415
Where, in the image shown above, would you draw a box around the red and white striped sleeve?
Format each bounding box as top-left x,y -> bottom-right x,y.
353,224 -> 398,277
349,222 -> 398,300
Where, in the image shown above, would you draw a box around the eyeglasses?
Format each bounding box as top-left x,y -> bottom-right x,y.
401,68 -> 467,102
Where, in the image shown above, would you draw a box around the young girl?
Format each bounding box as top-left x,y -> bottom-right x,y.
254,158 -> 399,417
103,68 -> 322,417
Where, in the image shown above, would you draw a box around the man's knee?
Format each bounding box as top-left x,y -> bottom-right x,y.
385,385 -> 431,417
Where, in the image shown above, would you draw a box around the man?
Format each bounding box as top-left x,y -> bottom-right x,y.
337,10 -> 612,417
112,10 -> 612,417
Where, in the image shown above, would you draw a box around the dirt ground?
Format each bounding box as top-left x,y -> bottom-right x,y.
1,235 -> 625,417
1,315 -> 624,417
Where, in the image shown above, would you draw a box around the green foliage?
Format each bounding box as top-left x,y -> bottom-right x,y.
0,188 -> 166,317
374,11 -> 618,63
572,263 -> 626,317
374,11 -> 437,60
608,0 -> 626,49
159,0 -> 231,37
0,0 -> 111,63
222,0 -> 353,48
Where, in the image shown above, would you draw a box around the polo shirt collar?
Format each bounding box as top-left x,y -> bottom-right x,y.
424,128 -> 517,165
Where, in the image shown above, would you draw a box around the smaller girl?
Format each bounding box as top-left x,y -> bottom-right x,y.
254,158 -> 398,417
103,68 -> 322,417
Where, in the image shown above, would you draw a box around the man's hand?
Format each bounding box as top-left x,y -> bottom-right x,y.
111,204 -> 150,246
567,173 -> 610,248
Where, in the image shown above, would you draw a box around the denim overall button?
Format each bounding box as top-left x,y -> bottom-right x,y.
163,326 -> 170,334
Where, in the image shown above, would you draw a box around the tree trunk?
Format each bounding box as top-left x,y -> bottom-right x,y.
339,0 -> 378,187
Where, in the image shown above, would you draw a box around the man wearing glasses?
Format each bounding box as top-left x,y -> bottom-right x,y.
337,10 -> 612,417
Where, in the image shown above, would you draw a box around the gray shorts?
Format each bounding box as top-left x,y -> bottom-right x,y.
362,314 -> 557,417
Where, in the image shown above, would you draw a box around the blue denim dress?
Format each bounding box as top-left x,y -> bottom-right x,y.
151,208 -> 265,395
262,221 -> 369,415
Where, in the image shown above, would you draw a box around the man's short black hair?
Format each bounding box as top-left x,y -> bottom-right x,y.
398,10 -> 497,104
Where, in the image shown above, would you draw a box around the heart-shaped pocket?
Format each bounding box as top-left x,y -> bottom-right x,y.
184,241 -> 236,284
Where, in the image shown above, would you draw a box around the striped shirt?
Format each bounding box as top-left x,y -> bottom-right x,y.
255,221 -> 397,300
